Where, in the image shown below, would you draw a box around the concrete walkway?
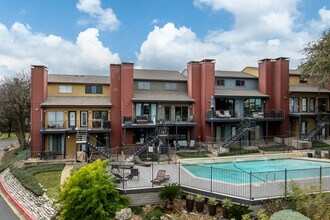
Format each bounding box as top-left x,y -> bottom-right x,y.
60,164 -> 74,185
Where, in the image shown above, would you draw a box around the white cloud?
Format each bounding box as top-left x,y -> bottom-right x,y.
136,1 -> 330,71
0,22 -> 120,77
76,0 -> 119,31
151,18 -> 159,25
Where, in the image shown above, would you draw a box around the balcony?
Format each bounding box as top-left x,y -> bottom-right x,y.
206,109 -> 284,121
122,114 -> 196,128
41,120 -> 111,130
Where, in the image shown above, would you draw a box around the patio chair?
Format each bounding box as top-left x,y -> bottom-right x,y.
151,170 -> 170,184
129,168 -> 140,179
189,140 -> 195,149
111,170 -> 131,182
133,155 -> 152,167
224,111 -> 231,118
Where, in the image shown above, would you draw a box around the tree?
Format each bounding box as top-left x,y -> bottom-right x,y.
0,73 -> 30,148
57,160 -> 129,220
300,29 -> 330,88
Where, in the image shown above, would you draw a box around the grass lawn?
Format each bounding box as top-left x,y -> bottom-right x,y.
312,141 -> 330,150
0,132 -> 30,140
34,171 -> 62,200
176,151 -> 211,158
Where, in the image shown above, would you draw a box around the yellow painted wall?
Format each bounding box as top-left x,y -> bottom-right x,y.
66,135 -> 76,159
289,93 -> 328,113
45,107 -> 111,129
289,75 -> 317,86
48,84 -> 110,97
241,67 -> 259,77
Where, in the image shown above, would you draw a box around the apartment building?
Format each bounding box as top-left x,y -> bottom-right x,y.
30,58 -> 330,158
30,66 -> 112,159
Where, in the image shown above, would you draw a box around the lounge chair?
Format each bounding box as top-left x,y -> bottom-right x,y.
224,111 -> 231,118
133,155 -> 152,167
111,170 -> 131,182
151,170 -> 170,184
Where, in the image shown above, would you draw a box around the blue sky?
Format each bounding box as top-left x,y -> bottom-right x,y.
0,0 -> 329,77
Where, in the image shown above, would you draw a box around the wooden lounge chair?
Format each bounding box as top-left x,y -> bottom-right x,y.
151,170 -> 169,184
133,155 -> 151,167
111,171 -> 131,182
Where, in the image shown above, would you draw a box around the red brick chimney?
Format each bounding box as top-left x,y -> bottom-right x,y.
30,65 -> 48,157
110,62 -> 134,148
258,57 -> 290,136
187,59 -> 215,142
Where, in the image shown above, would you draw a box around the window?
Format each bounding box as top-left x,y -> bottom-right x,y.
243,98 -> 262,116
59,85 -> 72,93
80,111 -> 88,127
236,80 -> 245,86
318,98 -> 328,112
93,111 -> 108,121
85,85 -> 102,94
289,98 -> 299,113
68,111 -> 76,127
137,82 -> 150,90
175,106 -> 188,122
216,79 -> 225,86
302,97 -> 307,112
165,83 -> 177,90
47,111 -> 64,128
135,103 -> 157,122
300,76 -> 308,83
310,98 -> 315,112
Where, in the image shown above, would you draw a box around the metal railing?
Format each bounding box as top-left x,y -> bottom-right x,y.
41,120 -> 111,130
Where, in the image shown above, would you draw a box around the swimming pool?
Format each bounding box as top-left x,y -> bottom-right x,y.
183,159 -> 330,184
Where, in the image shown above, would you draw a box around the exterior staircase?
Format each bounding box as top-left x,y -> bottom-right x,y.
87,134 -> 111,159
222,119 -> 255,148
135,127 -> 160,156
76,128 -> 87,144
302,116 -> 328,141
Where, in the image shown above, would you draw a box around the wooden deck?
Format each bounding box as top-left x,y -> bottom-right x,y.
112,162 -> 330,205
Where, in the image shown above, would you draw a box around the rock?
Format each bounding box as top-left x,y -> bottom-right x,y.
115,208 -> 132,220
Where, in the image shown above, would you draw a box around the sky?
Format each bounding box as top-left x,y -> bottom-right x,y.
0,0 -> 329,77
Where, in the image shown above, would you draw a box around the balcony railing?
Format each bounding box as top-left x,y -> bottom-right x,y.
122,114 -> 195,125
206,109 -> 284,120
42,120 -> 111,130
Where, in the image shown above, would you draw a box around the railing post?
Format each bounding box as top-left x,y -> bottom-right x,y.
122,168 -> 125,189
179,161 -> 181,185
284,169 -> 287,196
249,171 -> 252,200
151,163 -> 154,188
210,166 -> 213,192
320,166 -> 322,191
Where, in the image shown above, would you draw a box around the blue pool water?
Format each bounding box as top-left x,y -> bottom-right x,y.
183,159 -> 330,184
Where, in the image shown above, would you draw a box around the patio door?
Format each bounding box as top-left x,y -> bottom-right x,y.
80,111 -> 88,127
49,134 -> 64,155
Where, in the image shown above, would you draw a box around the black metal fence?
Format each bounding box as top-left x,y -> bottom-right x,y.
115,162 -> 330,201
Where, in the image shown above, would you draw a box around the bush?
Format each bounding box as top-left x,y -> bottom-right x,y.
270,210 -> 310,220
219,149 -> 259,156
57,159 -> 129,219
131,206 -> 144,216
228,204 -> 252,220
11,163 -> 66,196
11,167 -> 44,196
159,183 -> 182,208
143,206 -> 164,220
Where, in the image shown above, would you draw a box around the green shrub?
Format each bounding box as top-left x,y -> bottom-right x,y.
57,159 -> 129,219
11,167 -> 44,196
228,204 -> 252,220
270,210 -> 310,220
131,206 -> 144,216
195,194 -> 205,203
219,149 -> 259,156
143,206 -> 164,220
259,145 -> 295,152
208,197 -> 218,206
159,183 -> 182,208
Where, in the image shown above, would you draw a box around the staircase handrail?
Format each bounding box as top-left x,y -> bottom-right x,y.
222,119 -> 250,147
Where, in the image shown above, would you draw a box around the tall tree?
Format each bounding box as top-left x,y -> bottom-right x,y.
0,73 -> 30,149
300,29 -> 330,88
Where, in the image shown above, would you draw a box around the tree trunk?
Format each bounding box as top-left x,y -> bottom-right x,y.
7,122 -> 11,137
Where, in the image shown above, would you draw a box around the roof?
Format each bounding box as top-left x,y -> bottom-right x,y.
215,89 -> 269,98
215,70 -> 257,78
132,92 -> 194,102
289,85 -> 330,93
48,74 -> 109,84
41,96 -> 112,107
134,69 -> 187,81
289,69 -> 301,75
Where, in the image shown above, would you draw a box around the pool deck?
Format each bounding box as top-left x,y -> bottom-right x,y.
115,153 -> 330,205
